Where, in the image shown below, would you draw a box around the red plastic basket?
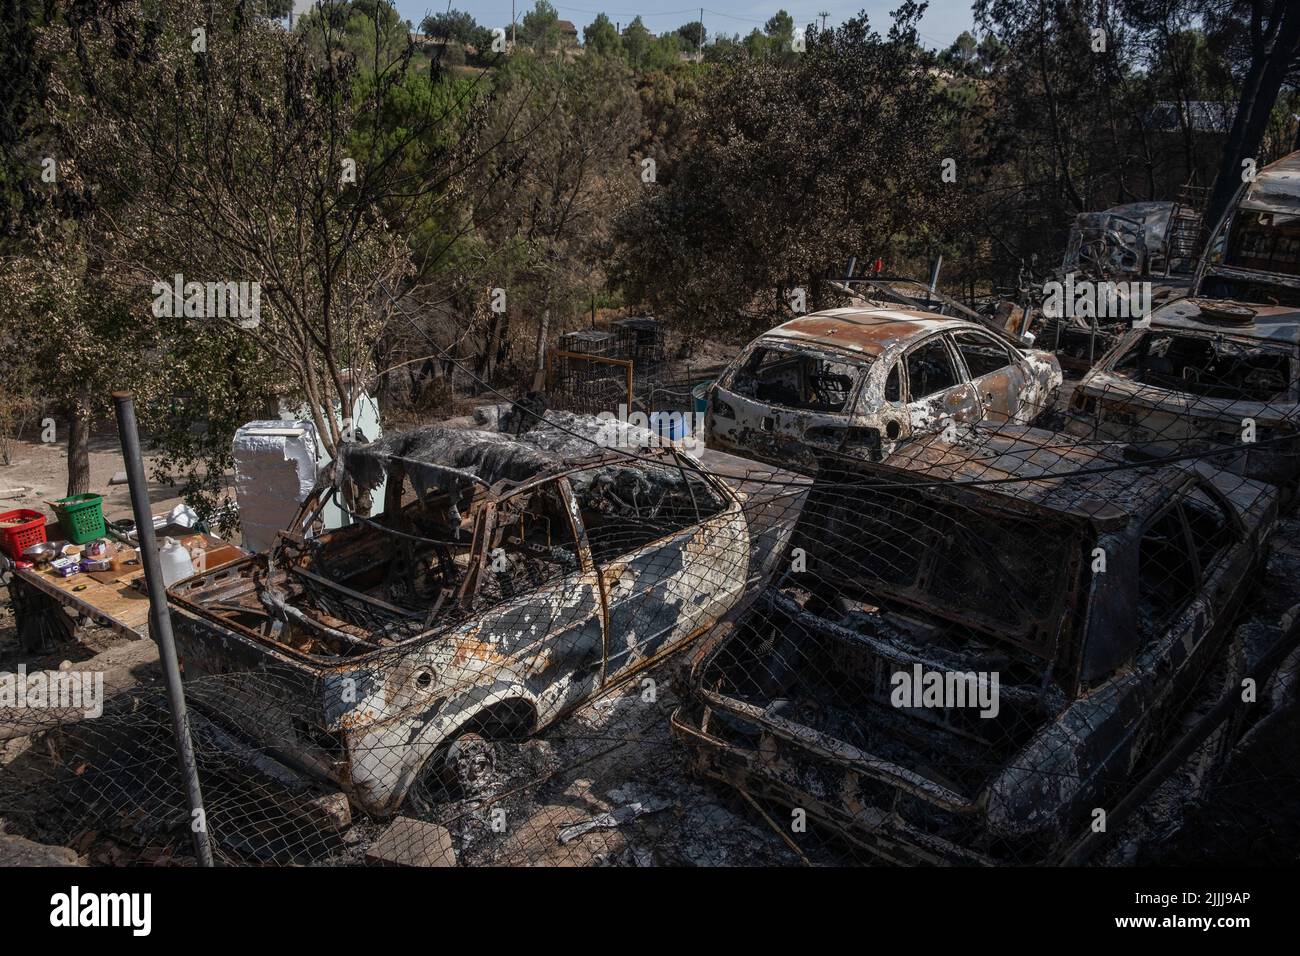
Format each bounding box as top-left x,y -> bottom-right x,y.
0,509 -> 47,560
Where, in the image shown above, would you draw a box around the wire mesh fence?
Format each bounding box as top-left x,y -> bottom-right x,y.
3,312 -> 1300,867
546,351 -> 633,416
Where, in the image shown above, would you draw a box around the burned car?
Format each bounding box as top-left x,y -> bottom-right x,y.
1061,200 -> 1201,281
705,307 -> 1061,471
1066,299 -> 1300,495
1065,151 -> 1300,496
672,425 -> 1277,864
1036,199 -> 1202,371
168,419 -> 807,816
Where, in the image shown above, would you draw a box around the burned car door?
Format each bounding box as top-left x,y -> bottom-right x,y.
460,478 -> 608,723
904,333 -> 980,432
1137,480 -> 1245,696
567,462 -> 750,684
1034,482 -> 1245,822
950,329 -> 1027,425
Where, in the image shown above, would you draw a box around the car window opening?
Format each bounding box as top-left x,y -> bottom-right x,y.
952,331 -> 1015,379
1111,331 -> 1293,403
907,338 -> 959,399
730,344 -> 870,413
571,463 -> 728,563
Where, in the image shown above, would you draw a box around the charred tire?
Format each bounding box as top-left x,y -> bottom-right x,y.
443,732 -> 497,796
406,731 -> 502,813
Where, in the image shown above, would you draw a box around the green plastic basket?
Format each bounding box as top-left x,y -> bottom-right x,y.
52,493 -> 106,544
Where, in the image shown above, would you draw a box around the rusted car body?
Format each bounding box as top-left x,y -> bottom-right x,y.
1066,152 -> 1300,497
672,425 -> 1277,864
168,421 -> 807,816
705,307 -> 1062,471
1066,300 -> 1300,494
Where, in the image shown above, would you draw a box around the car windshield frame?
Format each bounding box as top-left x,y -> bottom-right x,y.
725,339 -> 875,415
1104,327 -> 1298,404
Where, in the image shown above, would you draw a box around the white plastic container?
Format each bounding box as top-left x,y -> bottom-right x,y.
159,537 -> 195,587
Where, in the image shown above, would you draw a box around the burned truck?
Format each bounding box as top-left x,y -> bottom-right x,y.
167,420 -> 807,816
705,307 -> 1061,472
672,425 -> 1276,864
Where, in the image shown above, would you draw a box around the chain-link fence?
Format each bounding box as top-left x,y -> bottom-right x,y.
3,312 -> 1299,867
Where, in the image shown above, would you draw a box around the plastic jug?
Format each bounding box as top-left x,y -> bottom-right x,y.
159,537 -> 195,587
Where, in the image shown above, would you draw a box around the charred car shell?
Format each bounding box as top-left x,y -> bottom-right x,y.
706,307 -> 1061,472
168,419 -> 808,817
1066,298 -> 1300,496
672,425 -> 1276,864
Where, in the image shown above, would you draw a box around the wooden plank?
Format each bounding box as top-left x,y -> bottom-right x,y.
13,566 -> 151,639
11,533 -> 246,641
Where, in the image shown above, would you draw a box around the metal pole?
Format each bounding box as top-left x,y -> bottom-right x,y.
928,254 -> 943,293
927,255 -> 943,311
111,392 -> 214,867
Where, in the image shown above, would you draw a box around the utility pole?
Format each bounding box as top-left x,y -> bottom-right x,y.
819,10 -> 829,31
511,0 -> 516,46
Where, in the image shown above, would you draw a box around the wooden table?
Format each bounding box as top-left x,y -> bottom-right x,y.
8,533 -> 244,646
12,561 -> 154,641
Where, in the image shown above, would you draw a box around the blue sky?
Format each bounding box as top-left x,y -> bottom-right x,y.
291,1 -> 979,49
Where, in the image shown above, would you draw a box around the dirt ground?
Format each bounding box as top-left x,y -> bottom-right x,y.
0,428 -> 193,528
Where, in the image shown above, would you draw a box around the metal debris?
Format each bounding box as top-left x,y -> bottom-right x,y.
556,793 -> 671,844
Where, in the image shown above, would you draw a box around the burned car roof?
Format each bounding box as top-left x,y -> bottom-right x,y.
1238,150 -> 1300,218
343,425 -> 562,491
340,415 -> 687,495
855,424 -> 1182,528
1147,297 -> 1300,347
761,307 -> 974,359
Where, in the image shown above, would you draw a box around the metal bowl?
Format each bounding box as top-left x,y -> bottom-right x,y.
22,542 -> 57,562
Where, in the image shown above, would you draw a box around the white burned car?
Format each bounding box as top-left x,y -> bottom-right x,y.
167,420 -> 807,817
706,308 -> 1062,469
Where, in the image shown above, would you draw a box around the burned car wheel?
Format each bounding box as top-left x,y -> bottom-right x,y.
445,732 -> 497,795
405,732 -> 500,813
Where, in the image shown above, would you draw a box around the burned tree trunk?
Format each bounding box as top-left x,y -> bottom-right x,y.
1204,0 -> 1300,232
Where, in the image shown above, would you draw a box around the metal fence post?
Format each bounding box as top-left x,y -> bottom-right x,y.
111,392 -> 215,867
